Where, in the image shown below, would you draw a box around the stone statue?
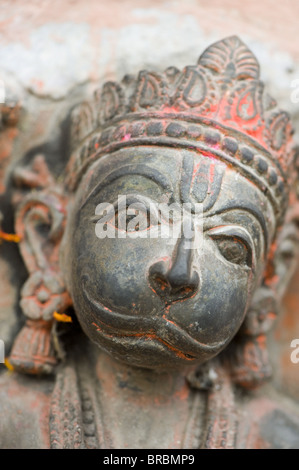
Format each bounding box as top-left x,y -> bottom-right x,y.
1,36 -> 299,449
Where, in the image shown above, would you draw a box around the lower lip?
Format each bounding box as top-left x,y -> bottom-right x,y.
92,321 -> 202,361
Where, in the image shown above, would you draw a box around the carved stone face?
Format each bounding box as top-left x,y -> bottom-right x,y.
61,146 -> 275,369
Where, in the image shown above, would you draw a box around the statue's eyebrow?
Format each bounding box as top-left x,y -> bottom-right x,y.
205,202 -> 269,255
80,164 -> 174,210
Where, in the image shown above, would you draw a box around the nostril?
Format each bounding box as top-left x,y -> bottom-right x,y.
152,274 -> 169,292
149,260 -> 199,301
167,268 -> 199,293
171,285 -> 193,298
168,270 -> 190,291
149,261 -> 170,293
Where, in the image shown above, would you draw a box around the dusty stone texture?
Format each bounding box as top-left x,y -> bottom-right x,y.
0,2 -> 297,115
0,371 -> 53,449
0,0 -> 299,402
0,1 -> 298,154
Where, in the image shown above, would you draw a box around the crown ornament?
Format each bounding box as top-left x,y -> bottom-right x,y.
67,36 -> 295,222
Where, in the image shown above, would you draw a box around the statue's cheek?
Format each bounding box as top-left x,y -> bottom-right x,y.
72,235 -> 168,313
168,255 -> 253,346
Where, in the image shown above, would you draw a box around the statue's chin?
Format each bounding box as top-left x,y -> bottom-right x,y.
77,279 -> 228,369
91,324 -> 202,369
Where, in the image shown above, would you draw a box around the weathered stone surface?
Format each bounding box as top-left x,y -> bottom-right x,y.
0,2 -> 299,449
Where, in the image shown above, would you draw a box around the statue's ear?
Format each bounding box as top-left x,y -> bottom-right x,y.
9,158 -> 72,375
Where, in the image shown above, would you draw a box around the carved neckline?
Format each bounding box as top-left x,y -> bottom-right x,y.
49,356 -> 238,449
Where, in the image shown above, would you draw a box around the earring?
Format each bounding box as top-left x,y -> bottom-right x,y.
7,171 -> 72,375
9,269 -> 71,374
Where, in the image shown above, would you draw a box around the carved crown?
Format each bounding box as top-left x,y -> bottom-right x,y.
67,36 -> 295,221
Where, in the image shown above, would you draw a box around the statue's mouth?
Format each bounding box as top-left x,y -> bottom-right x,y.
81,276 -> 227,361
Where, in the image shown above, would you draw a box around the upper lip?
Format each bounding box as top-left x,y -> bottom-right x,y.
81,277 -> 227,357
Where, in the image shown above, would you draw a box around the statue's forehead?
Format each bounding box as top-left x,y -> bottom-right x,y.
82,147 -> 270,210
84,147 -> 224,194
77,146 -> 275,246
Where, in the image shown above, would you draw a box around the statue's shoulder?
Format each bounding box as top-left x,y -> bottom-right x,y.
0,370 -> 54,449
239,386 -> 299,449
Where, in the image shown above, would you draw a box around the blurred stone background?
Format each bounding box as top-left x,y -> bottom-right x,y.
0,0 -> 298,399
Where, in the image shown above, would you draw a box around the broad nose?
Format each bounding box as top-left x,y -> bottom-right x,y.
149,234 -> 199,303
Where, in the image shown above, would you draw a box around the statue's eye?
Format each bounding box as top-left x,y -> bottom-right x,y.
214,237 -> 251,267
115,208 -> 152,232
207,225 -> 255,269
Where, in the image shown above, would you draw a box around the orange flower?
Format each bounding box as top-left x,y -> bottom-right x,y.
0,231 -> 21,243
4,358 -> 14,371
53,311 -> 72,323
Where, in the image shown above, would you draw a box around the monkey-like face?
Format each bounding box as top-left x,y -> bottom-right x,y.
61,147 -> 275,369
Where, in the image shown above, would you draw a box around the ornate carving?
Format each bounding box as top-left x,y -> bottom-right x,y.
1,36 -> 299,449
60,36 -> 296,386
8,157 -> 72,374
67,36 -> 294,229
